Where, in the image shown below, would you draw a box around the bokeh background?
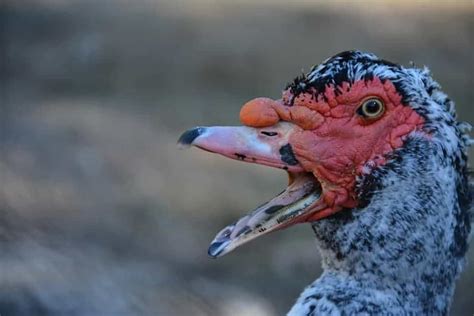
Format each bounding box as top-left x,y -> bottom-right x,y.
1,0 -> 473,315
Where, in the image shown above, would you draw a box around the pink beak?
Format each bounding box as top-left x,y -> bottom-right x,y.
178,122 -> 322,257
178,122 -> 305,172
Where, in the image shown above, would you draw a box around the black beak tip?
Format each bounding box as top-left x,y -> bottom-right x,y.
207,240 -> 226,258
177,127 -> 205,147
208,250 -> 218,259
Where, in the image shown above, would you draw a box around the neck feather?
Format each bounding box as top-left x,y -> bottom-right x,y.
289,137 -> 471,315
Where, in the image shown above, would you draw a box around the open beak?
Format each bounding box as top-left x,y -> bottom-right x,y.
178,122 -> 323,257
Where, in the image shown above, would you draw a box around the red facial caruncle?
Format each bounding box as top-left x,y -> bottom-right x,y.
240,77 -> 425,221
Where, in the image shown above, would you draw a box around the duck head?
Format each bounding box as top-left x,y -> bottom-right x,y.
178,51 -> 471,259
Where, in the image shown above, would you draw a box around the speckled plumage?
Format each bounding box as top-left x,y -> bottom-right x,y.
287,51 -> 472,315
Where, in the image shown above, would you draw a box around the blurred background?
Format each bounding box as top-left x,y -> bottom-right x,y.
1,0 -> 473,315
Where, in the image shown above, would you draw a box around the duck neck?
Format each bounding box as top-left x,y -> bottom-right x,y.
309,138 -> 470,314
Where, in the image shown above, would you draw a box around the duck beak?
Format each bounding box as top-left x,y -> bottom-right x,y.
178,122 -> 305,172
178,122 -> 323,257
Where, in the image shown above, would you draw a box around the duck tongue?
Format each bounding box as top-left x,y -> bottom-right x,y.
208,173 -> 321,258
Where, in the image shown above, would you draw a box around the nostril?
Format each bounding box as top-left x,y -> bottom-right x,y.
261,131 -> 278,136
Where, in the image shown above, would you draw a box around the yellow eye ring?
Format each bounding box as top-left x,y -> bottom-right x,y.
357,98 -> 385,119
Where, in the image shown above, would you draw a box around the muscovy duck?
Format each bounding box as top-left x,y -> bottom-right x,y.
178,51 -> 472,315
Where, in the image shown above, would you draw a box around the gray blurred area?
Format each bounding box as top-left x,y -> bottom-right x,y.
1,0 -> 473,315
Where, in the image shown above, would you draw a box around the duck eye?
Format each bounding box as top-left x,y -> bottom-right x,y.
357,98 -> 385,119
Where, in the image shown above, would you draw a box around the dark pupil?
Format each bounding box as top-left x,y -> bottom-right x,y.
365,100 -> 380,114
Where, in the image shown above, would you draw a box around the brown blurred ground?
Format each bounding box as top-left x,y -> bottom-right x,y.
1,0 -> 473,315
